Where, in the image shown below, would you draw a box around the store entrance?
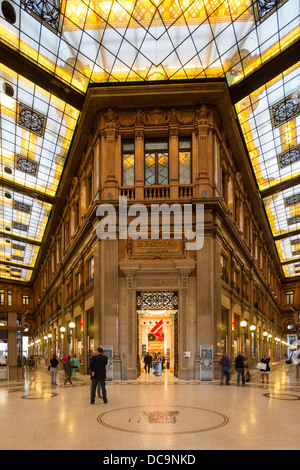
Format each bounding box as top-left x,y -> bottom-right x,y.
137,310 -> 176,375
136,291 -> 179,378
138,309 -> 177,375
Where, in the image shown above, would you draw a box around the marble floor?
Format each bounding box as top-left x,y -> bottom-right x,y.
0,362 -> 299,451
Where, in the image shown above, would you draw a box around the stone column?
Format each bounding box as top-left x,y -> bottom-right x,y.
102,109 -> 119,200
7,312 -> 17,380
177,266 -> 195,380
94,239 -> 121,379
169,111 -> 179,199
134,126 -> 144,200
194,105 -> 214,197
196,225 -> 222,379
93,137 -> 101,201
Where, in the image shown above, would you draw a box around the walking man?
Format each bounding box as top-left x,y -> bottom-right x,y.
235,352 -> 246,387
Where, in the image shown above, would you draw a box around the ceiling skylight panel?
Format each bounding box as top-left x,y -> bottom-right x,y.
118,40 -> 142,68
275,235 -> 300,262
282,262 -> 300,277
277,0 -> 300,31
264,184 -> 300,236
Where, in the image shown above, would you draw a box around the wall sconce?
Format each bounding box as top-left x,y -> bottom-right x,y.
69,321 -> 75,329
268,334 -> 272,339
240,320 -> 247,328
47,333 -> 52,338
60,327 -> 66,332
44,336 -> 48,340
250,325 -> 256,331
263,331 -> 268,337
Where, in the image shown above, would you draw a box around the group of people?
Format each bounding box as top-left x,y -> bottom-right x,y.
49,348 -> 109,404
220,353 -> 271,386
143,351 -> 165,373
49,354 -> 80,386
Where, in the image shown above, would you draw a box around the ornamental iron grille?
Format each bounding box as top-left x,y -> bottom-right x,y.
21,0 -> 62,33
12,244 -> 26,251
290,238 -> 300,245
278,146 -> 300,169
136,291 -> 178,310
255,0 -> 288,21
17,103 -> 46,137
12,255 -> 24,261
271,93 -> 300,128
287,215 -> 300,226
13,222 -> 29,232
11,268 -> 22,273
14,201 -> 32,213
16,156 -> 38,176
285,192 -> 300,206
292,250 -> 300,257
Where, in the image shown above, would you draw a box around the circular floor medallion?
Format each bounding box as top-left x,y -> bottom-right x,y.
263,392 -> 300,400
97,405 -> 229,435
21,391 -> 58,399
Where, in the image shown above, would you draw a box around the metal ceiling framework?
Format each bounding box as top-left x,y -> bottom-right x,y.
0,0 -> 299,282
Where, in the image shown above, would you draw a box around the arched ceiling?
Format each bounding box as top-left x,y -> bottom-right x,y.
0,0 -> 299,282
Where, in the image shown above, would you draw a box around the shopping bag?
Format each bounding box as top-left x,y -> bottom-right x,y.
257,362 -> 266,370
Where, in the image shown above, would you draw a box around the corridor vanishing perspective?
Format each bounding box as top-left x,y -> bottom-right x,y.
1,361 -> 299,451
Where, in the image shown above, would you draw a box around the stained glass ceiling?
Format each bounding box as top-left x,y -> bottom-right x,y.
0,0 -> 299,281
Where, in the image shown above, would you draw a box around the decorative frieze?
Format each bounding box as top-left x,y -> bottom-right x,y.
136,291 -> 178,310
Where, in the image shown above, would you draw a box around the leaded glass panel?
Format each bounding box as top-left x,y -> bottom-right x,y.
179,138 -> 192,184
145,154 -> 156,186
145,140 -> 169,186
122,140 -> 135,186
158,153 -> 168,185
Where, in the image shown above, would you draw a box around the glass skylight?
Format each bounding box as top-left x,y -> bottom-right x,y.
0,0 -> 299,280
0,0 -> 298,89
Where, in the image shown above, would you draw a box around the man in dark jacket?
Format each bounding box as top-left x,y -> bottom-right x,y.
235,353 -> 246,387
89,347 -> 108,404
144,352 -> 152,373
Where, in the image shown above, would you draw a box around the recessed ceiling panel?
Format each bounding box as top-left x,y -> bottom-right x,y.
235,62 -> 300,192
0,63 -> 79,198
264,183 -> 300,238
0,62 -> 79,281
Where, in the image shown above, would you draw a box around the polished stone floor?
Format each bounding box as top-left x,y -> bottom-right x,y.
0,362 -> 299,451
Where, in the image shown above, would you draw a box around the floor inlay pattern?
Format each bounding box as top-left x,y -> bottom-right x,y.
97,405 -> 229,435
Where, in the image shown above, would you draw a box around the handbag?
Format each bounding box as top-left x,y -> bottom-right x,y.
245,370 -> 251,382
257,362 -> 266,370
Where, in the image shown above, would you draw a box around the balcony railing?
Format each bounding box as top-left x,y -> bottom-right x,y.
120,184 -> 195,201
179,184 -> 193,198
144,185 -> 170,199
120,187 -> 135,200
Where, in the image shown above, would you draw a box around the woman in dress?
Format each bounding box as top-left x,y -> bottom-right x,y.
260,354 -> 271,384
